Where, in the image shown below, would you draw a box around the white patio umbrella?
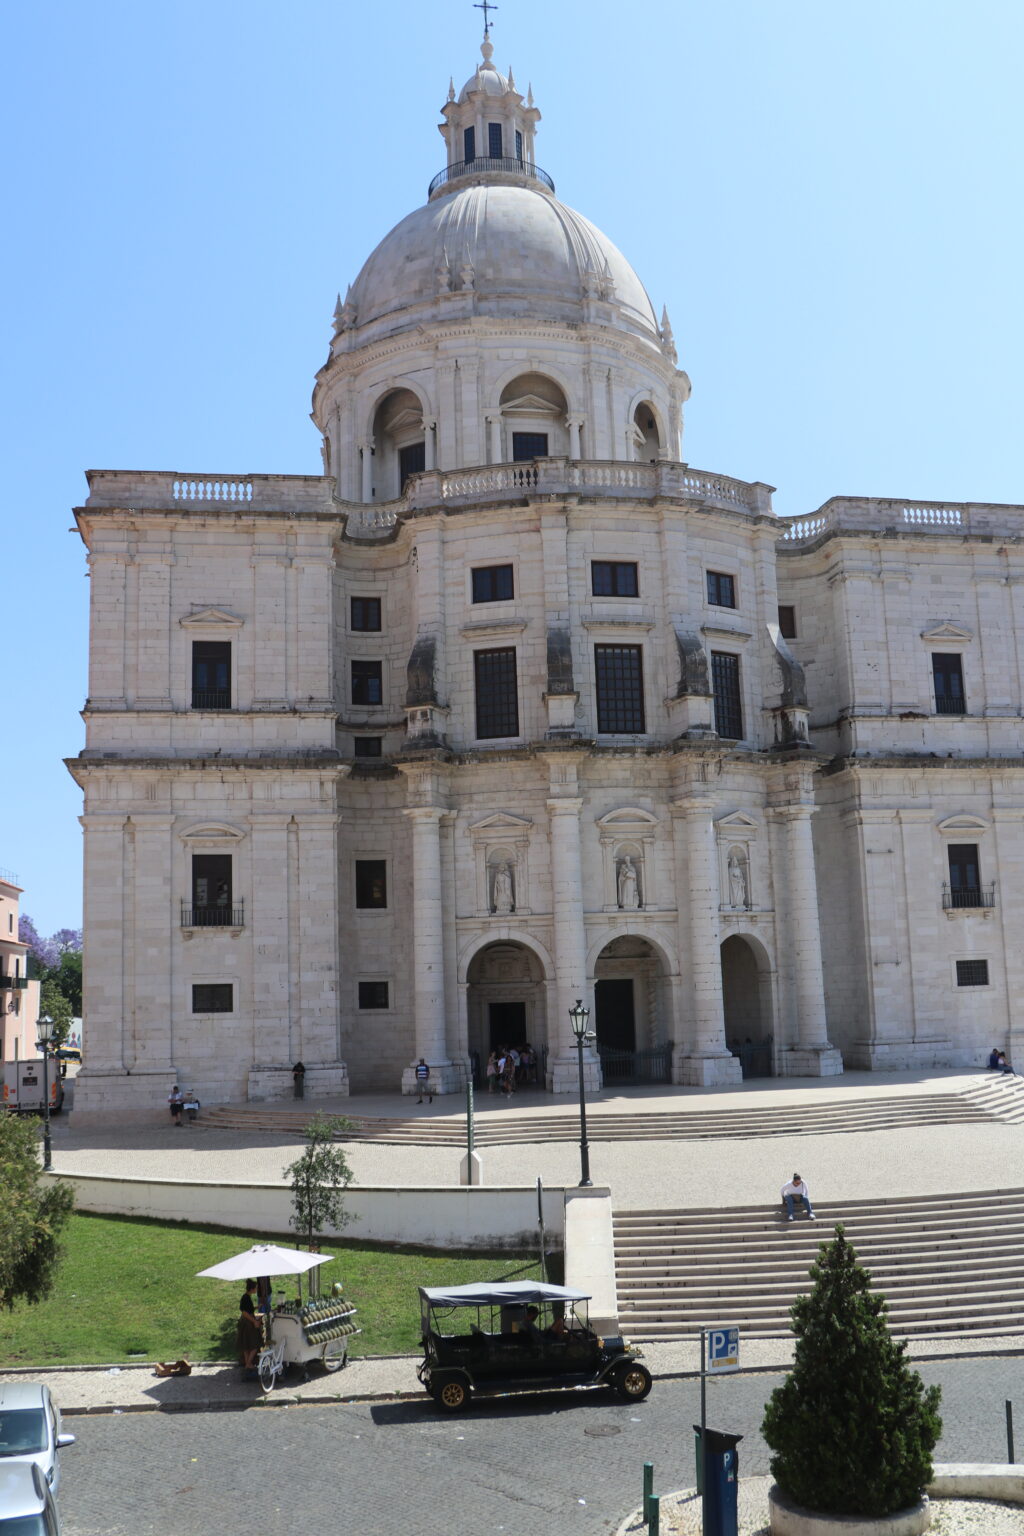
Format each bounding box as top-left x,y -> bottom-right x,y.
196,1243 -> 334,1281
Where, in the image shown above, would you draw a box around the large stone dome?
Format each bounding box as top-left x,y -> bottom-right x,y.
347,182 -> 659,342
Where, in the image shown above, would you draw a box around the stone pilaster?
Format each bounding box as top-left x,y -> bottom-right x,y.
397,763 -> 461,1094
769,801 -> 843,1076
670,796 -> 741,1086
543,758 -> 600,1094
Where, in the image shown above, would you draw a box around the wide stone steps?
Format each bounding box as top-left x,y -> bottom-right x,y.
198,1090 -> 996,1148
614,1188 -> 1024,1338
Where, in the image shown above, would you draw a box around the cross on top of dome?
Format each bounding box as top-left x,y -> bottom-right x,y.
473,0 -> 498,35
435,22 -> 547,198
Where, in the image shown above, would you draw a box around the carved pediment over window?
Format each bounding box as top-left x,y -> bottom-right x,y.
179,607 -> 244,629
596,807 -> 658,833
921,622 -> 973,642
500,393 -> 563,417
384,406 -> 424,438
469,812 -> 534,834
715,810 -> 758,841
178,821 -> 247,844
937,814 -> 989,834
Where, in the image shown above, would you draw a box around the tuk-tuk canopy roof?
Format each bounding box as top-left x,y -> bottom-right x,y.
419,1280 -> 591,1308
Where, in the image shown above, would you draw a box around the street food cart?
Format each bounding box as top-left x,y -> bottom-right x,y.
196,1242 -> 360,1392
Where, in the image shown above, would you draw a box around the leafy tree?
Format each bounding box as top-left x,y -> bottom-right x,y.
54,950 -> 82,1018
762,1226 -> 942,1518
38,979 -> 73,1047
285,1114 -> 354,1296
19,916 -> 57,976
0,1114 -> 75,1310
51,928 -> 83,956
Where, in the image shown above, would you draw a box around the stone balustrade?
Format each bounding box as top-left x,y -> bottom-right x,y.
780,496 -> 1024,545
83,470 -> 334,514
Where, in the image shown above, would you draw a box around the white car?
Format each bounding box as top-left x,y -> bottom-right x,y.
0,1463 -> 61,1534
0,1385 -> 74,1495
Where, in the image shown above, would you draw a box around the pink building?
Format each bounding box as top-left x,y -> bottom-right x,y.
0,873 -> 40,1062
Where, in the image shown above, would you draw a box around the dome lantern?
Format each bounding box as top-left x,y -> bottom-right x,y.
432,33 -> 548,200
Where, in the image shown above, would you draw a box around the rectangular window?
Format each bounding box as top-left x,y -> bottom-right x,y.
351,659 -> 383,706
355,860 -> 387,909
947,844 -> 981,906
350,596 -> 382,632
358,980 -> 390,1009
956,959 -> 989,987
191,640 -> 231,710
192,983 -> 233,1013
707,571 -> 736,608
595,644 -> 645,733
488,122 -> 503,157
471,564 -> 515,603
399,441 -> 425,492
463,125 -> 475,162
778,605 -> 797,639
191,855 -> 232,926
353,736 -> 383,758
933,652 -> 965,714
592,561 -> 639,598
712,651 -> 743,739
515,129 -> 523,161
474,648 -> 520,739
512,431 -> 548,461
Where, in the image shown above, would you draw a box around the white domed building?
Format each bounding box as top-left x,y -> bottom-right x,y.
68,35 -> 1024,1118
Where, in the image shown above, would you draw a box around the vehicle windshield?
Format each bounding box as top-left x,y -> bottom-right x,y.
0,1410 -> 47,1456
0,1517 -> 47,1534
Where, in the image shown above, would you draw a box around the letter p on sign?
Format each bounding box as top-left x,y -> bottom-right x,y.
707,1326 -> 740,1373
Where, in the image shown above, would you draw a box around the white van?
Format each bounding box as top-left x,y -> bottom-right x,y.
1,1059 -> 63,1114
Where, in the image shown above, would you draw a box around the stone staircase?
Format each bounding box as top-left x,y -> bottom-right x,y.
614,1188 -> 1024,1339
198,1085 -> 1008,1148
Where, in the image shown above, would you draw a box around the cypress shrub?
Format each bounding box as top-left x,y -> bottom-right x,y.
762,1226 -> 942,1517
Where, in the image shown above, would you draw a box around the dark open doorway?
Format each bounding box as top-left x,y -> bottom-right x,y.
594,979 -> 636,1052
489,1001 -> 526,1051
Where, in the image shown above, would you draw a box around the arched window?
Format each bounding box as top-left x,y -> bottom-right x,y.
497,373 -> 569,462
371,389 -> 426,499
631,402 -> 662,462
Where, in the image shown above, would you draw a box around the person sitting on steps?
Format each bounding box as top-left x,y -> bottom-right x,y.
781,1172 -> 816,1221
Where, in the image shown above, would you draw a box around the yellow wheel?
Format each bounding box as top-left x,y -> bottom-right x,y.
432,1375 -> 471,1411
614,1363 -> 653,1401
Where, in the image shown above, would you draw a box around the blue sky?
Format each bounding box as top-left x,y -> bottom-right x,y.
3,0 -> 1022,933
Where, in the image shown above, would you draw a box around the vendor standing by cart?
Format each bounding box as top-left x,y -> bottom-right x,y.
237,1279 -> 263,1374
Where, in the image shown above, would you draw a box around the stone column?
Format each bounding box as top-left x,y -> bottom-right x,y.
487,415 -> 503,465
424,421 -> 437,471
567,417 -> 583,459
401,806 -> 460,1094
770,804 -> 843,1075
671,797 -> 740,1086
360,439 -> 374,502
546,795 -> 600,1093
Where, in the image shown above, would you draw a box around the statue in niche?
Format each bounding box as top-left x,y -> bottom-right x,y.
728,851 -> 749,910
617,855 -> 640,910
492,861 -> 515,915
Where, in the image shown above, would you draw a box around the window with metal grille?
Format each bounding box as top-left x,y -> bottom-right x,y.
515,129 -> 523,160
358,981 -> 390,1009
399,441 -> 425,492
472,564 -> 514,603
488,122 -> 503,156
463,125 -> 475,162
778,605 -> 797,639
474,648 -> 519,738
192,855 -> 232,923
355,860 -> 387,909
592,561 -> 639,597
512,432 -> 548,461
351,596 -> 381,632
353,736 -> 383,758
192,983 -> 233,1013
351,659 -> 383,706
955,959 -> 989,987
707,570 -> 736,608
947,844 -> 981,905
712,651 -> 743,738
191,640 -> 231,709
595,645 -> 645,733
933,652 -> 965,714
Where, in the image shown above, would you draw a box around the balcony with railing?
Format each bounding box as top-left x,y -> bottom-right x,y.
181,901 -> 245,929
428,157 -> 555,197
942,884 -> 995,911
0,974 -> 29,989
191,690 -> 232,711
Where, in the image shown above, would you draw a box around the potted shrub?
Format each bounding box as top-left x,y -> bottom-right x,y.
762,1226 -> 942,1534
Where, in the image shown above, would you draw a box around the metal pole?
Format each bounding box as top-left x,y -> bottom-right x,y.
576,1033 -> 592,1187
700,1327 -> 707,1524
1007,1400 -> 1015,1464
642,1462 -> 653,1524
537,1176 -> 548,1283
41,1049 -> 52,1171
466,1078 -> 475,1184
648,1493 -> 660,1536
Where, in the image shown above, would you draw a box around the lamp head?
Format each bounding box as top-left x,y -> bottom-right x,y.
568,998 -> 591,1040
36,1013 -> 55,1045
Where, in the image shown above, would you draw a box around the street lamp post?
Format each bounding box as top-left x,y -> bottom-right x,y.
36,1012 -> 55,1171
568,999 -> 594,1188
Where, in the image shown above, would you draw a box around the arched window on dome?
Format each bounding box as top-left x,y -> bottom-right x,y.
496,374 -> 569,464
371,389 -> 427,500
631,402 -> 662,463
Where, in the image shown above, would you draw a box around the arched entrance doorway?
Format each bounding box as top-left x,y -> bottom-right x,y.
721,934 -> 774,1077
466,941 -> 548,1087
593,935 -> 672,1084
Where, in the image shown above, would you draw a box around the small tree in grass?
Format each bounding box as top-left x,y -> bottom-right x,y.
285,1114 -> 354,1296
0,1114 -> 74,1310
762,1226 -> 942,1518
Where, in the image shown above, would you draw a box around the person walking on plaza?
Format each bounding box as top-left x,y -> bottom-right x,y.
781,1172 -> 816,1221
415,1058 -> 432,1103
167,1084 -> 184,1126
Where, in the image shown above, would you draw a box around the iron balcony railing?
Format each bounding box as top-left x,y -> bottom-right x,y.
181,902 -> 245,929
597,1043 -> 673,1086
191,690 -> 232,710
428,157 -> 555,196
942,883 -> 995,911
934,694 -> 966,715
0,974 -> 28,989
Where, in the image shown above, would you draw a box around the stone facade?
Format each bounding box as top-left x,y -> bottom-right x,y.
0,874 -> 40,1063
67,37 -> 1022,1116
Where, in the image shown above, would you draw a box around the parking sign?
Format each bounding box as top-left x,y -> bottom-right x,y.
706,1325 -> 740,1373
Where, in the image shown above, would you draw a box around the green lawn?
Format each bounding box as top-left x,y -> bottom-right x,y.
0,1213 -> 547,1367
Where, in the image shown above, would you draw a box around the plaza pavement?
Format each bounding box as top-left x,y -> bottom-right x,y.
5,1067 -> 1021,1412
